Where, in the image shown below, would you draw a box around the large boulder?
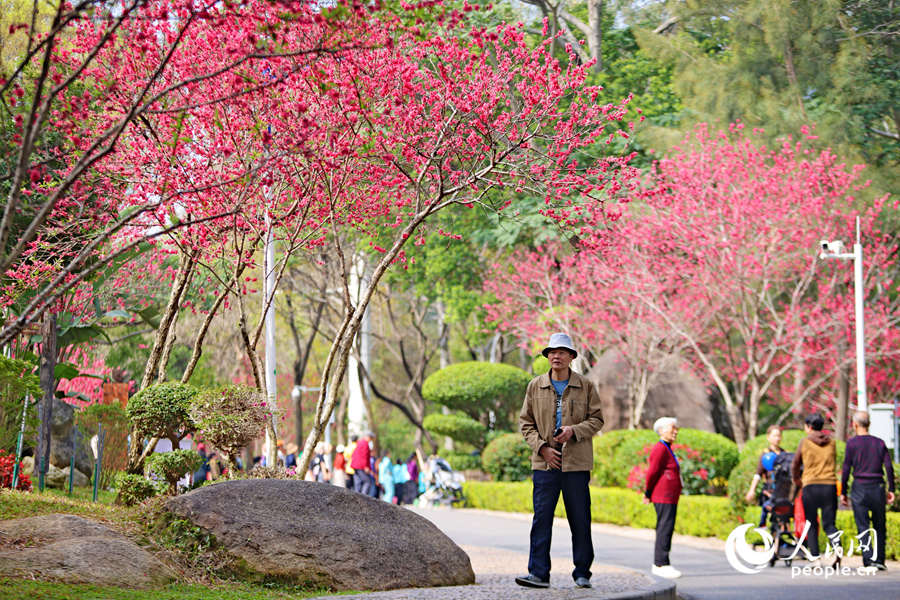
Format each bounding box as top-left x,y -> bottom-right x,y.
0,514 -> 176,588
589,350 -> 716,431
165,479 -> 475,591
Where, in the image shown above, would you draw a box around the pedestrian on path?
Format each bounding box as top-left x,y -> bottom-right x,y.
841,410 -> 896,572
744,425 -> 784,527
516,332 -> 604,590
791,412 -> 840,567
643,417 -> 683,580
350,431 -> 376,496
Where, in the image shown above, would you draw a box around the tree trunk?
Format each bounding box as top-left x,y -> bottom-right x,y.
587,0 -> 603,72
37,315 -> 56,482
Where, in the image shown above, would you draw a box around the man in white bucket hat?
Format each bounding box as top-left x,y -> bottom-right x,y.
516,332 -> 604,589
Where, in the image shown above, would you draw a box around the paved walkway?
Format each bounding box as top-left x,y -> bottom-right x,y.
318,509 -> 675,600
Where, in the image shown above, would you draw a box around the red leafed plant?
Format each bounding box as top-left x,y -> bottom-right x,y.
0,449 -> 33,492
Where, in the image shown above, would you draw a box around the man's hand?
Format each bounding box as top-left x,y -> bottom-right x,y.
744,490 -> 755,503
642,496 -> 650,505
888,491 -> 896,504
553,426 -> 574,444
539,445 -> 562,469
840,494 -> 849,507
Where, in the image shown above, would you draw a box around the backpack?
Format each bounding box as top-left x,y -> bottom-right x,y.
770,451 -> 795,502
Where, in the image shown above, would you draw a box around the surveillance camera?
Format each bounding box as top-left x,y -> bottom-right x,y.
820,240 -> 830,252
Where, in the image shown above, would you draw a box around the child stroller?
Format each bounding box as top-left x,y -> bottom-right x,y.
766,451 -> 802,567
418,456 -> 466,507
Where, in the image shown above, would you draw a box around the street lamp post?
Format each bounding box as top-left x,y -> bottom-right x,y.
819,216 -> 867,411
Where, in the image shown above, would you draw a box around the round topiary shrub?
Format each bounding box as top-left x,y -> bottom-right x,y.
190,385 -> 272,476
482,432 -> 532,482
422,362 -> 530,432
146,449 -> 203,494
126,382 -> 199,445
592,429 -> 657,487
592,428 -> 737,495
423,413 -> 487,450
116,473 -> 160,506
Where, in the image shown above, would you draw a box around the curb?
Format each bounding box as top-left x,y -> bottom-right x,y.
599,567 -> 677,600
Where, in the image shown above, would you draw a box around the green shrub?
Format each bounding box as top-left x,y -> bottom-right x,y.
738,429 -> 807,461
421,362 -> 530,432
531,356 -> 549,375
592,428 -> 737,495
592,429 -> 656,487
482,432 -> 532,482
146,449 -> 203,495
423,413 -> 487,450
190,385 -> 272,476
443,451 -> 482,472
115,473 -> 159,506
0,355 -> 41,454
126,382 -> 198,444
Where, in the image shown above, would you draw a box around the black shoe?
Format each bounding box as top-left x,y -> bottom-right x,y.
515,574 -> 550,588
872,562 -> 887,571
575,577 -> 592,588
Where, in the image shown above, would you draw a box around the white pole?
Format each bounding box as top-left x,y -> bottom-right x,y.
264,215 -> 278,467
853,216 -> 867,411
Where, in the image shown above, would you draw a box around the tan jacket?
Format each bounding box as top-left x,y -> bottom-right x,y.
519,370 -> 604,472
791,430 -> 837,488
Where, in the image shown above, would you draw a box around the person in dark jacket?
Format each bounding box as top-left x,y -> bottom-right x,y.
791,413 -> 839,566
643,417 -> 683,579
840,411 -> 896,572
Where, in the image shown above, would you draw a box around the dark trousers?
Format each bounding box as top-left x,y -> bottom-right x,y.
850,482 -> 887,566
800,484 -> 839,557
528,469 -> 593,582
654,502 -> 677,567
354,470 -> 375,496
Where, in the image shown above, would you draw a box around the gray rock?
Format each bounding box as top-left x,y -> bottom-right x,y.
48,398 -> 94,477
0,514 -> 176,588
589,350 -> 716,432
166,479 -> 475,591
45,465 -> 91,489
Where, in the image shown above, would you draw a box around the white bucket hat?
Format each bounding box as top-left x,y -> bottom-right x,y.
542,332 -> 578,359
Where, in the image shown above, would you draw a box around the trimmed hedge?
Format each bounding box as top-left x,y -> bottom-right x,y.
462,481 -> 900,560
482,432 -> 532,482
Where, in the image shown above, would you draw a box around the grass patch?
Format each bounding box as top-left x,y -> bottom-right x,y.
0,488 -> 134,526
0,579 -> 340,599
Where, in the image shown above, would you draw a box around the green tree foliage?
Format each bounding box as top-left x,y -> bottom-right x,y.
189,385 -> 271,476
482,432 -> 533,481
423,413 -> 488,450
125,382 -> 198,446
0,355 -> 41,453
421,362 -> 531,432
145,449 -> 203,495
632,0 -> 900,193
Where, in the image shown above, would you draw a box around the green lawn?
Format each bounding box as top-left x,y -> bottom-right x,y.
0,580 -> 340,600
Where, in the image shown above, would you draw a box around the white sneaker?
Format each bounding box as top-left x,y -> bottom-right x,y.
652,565 -> 682,579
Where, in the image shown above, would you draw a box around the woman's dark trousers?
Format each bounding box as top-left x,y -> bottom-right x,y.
653,502 -> 678,567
